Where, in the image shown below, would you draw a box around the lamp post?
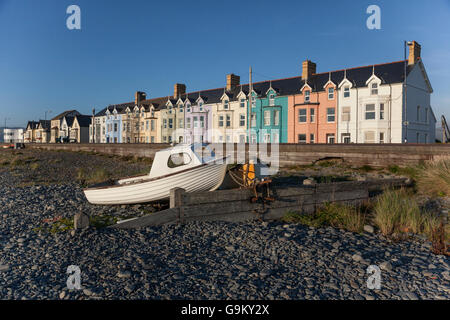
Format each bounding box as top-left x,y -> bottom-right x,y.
92,108 -> 96,144
44,110 -> 52,121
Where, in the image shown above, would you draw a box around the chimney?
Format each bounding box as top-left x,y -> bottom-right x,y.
174,83 -> 186,99
302,60 -> 316,80
408,41 -> 421,65
226,73 -> 240,91
135,91 -> 146,105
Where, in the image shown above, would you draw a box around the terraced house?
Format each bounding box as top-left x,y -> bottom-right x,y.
159,84 -> 187,144
24,121 -> 39,143
141,97 -> 165,143
69,115 -> 91,143
35,120 -> 51,143
338,41 -> 435,143
288,60 -> 338,144
82,40 -> 434,145
212,74 -> 248,143
248,77 -> 295,144
182,91 -> 213,144
50,110 -> 80,143
90,109 -> 106,143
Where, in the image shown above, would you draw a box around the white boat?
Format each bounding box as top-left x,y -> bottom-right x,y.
83,143 -> 228,205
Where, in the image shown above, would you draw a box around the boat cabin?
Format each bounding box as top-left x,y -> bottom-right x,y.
148,143 -> 217,179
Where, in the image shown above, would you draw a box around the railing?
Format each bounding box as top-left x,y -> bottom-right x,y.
442,115 -> 450,143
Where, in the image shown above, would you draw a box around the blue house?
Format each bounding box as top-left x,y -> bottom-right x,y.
104,104 -> 127,143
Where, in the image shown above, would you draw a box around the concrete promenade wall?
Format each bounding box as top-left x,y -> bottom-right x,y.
24,143 -> 450,167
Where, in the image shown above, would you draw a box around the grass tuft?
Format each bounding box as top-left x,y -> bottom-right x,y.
373,188 -> 446,240
416,158 -> 450,197
282,202 -> 366,233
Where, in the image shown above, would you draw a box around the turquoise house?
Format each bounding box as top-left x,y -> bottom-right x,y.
247,78 -> 298,143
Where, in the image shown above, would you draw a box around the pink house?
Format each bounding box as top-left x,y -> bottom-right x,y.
288,60 -> 337,144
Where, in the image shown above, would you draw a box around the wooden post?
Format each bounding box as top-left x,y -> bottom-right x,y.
170,188 -> 185,208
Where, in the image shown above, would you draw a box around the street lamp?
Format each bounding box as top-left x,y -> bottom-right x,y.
44,110 -> 52,121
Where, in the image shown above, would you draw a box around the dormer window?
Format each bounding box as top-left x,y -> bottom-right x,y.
269,93 -> 275,106
304,90 -> 310,103
328,88 -> 334,100
251,96 -> 256,108
240,99 -> 245,108
344,86 -> 350,98
223,100 -> 229,110
371,83 -> 378,95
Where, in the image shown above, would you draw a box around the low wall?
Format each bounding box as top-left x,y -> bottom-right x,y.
113,178 -> 408,229
26,143 -> 450,167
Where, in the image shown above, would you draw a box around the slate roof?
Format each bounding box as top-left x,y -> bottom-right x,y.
65,116 -> 75,127
51,110 -> 80,120
38,120 -> 51,130
74,115 -> 91,127
26,121 -> 39,130
92,60 -> 412,113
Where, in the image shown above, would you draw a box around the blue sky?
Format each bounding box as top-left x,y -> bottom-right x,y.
0,0 -> 449,127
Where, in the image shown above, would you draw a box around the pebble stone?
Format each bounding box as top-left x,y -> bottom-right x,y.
0,152 -> 449,300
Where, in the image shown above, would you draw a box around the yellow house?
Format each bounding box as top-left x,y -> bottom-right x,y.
24,121 -> 39,143
69,115 -> 91,143
36,120 -> 51,143
140,98 -> 166,143
50,110 -> 80,143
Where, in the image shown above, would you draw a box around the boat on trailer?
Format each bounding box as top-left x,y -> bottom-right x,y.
83,143 -> 228,205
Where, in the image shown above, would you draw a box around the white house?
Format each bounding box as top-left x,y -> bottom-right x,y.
337,41 -> 436,144
3,128 -> 24,143
89,109 -> 106,143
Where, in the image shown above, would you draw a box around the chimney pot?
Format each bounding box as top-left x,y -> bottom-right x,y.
302,60 -> 316,80
226,73 -> 240,91
408,41 -> 421,65
174,83 -> 186,99
135,91 -> 146,105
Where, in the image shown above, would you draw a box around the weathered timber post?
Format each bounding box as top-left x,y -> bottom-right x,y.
170,188 -> 185,224
170,188 -> 185,208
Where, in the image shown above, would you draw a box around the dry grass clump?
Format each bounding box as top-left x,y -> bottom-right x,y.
416,158 -> 450,197
373,188 -> 444,240
283,202 -> 366,233
76,167 -> 111,186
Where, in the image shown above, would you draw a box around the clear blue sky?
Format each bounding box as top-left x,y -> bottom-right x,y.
0,0 -> 449,128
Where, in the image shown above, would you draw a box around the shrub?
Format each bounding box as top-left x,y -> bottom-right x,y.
416,158 -> 450,197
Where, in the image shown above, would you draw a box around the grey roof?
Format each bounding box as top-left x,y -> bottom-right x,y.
26,121 -> 39,130
74,115 -> 91,127
38,120 -> 51,130
91,60 -> 412,112
65,116 -> 75,127
51,110 -> 80,120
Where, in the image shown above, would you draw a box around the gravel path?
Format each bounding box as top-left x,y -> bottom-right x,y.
0,150 -> 449,300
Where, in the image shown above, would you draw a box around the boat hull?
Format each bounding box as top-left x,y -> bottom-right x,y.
83,162 -> 227,205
